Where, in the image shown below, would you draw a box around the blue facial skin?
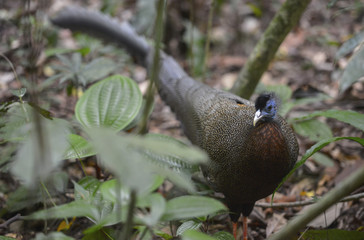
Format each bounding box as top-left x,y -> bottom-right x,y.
253,98 -> 277,126
261,98 -> 277,121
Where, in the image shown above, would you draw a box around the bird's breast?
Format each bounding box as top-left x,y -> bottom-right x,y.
246,121 -> 292,181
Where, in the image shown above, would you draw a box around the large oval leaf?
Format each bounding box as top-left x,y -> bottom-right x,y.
75,75 -> 142,131
162,196 -> 226,221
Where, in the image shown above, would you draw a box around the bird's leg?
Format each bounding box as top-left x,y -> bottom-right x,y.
243,216 -> 248,240
233,222 -> 238,239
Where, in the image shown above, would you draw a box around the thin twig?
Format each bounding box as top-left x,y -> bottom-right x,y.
202,0 -> 215,78
137,0 -> 166,134
255,192 -> 364,208
188,0 -> 195,72
0,214 -> 21,229
121,189 -> 137,240
138,226 -> 149,240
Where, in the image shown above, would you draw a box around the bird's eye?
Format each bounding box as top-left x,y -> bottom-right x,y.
267,106 -> 272,111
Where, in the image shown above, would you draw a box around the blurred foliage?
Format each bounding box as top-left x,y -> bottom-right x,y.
51,53 -> 118,86
183,21 -> 205,77
1,1 -> 364,239
132,0 -> 158,36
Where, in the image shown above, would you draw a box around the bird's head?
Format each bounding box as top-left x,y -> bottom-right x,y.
253,93 -> 278,126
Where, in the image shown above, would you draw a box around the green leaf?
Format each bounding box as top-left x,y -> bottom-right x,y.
88,129 -> 207,192
247,3 -> 262,17
132,0 -> 157,35
177,221 -> 203,236
28,102 -> 53,120
284,94 -> 330,116
162,196 -> 226,221
83,206 -> 128,234
82,228 -> 117,240
26,178 -> 117,227
47,171 -> 69,193
87,129 -> 156,192
340,45 -> 364,93
0,144 -> 16,172
6,172 -> 68,212
25,200 -> 99,220
100,176 -> 164,205
73,179 -> 97,202
144,133 -> 205,167
293,109 -> 364,132
301,229 -> 364,240
75,75 -> 142,131
298,137 -> 364,170
99,179 -> 130,204
154,230 -> 173,240
182,230 -> 215,240
11,117 -> 70,186
45,47 -> 75,57
335,30 -> 364,59
33,232 -> 75,240
312,152 -> 334,167
273,137 -> 364,201
213,231 -> 235,240
10,88 -> 26,98
293,119 -> 333,141
7,185 -> 44,211
183,21 -> 205,77
63,134 -> 96,159
137,193 -> 166,227
82,57 -> 117,84
73,177 -> 115,224
0,102 -> 32,143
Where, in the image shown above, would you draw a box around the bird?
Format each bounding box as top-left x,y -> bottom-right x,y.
51,7 -> 299,240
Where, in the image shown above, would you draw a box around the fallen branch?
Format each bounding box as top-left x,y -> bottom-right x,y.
256,192 -> 364,208
0,214 -> 22,229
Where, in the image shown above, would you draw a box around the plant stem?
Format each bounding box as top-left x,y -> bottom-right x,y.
267,164 -> 364,240
138,226 -> 149,240
188,0 -> 195,73
230,0 -> 311,99
121,189 -> 137,240
202,0 -> 215,79
137,0 -> 166,134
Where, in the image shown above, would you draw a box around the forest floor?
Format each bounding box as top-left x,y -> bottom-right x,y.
1,0 -> 364,239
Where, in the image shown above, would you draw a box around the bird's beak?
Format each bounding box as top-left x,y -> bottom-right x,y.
253,110 -> 262,126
